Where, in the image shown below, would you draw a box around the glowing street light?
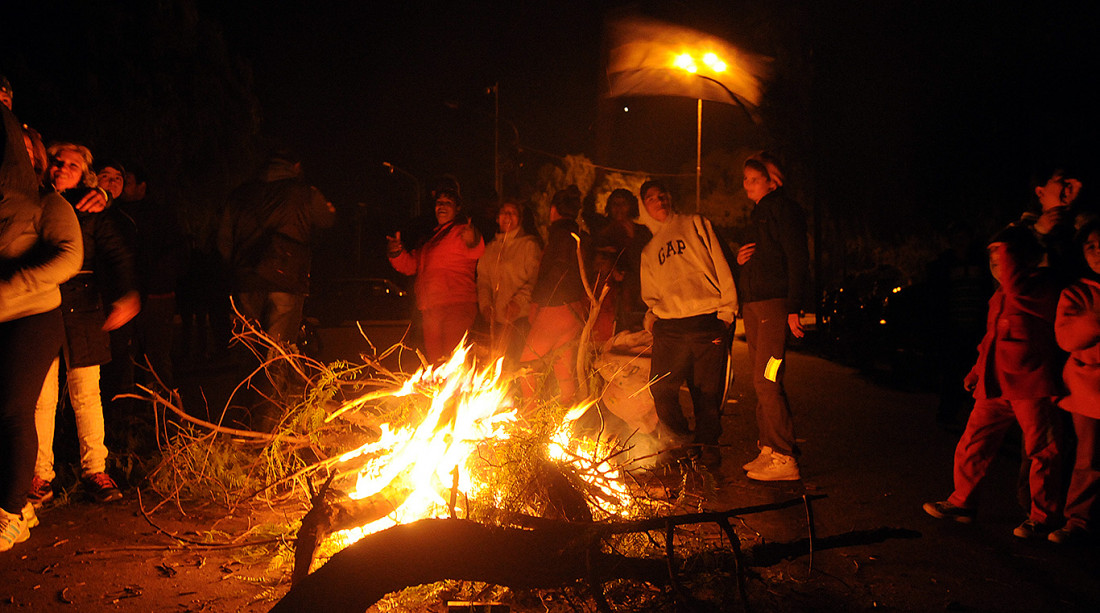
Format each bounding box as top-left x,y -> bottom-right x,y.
673,51 -> 730,210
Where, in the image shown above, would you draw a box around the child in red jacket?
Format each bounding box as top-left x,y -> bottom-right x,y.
924,225 -> 1066,538
1050,221 -> 1100,544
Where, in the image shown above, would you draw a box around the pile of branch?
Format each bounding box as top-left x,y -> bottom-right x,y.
277,493 -> 824,612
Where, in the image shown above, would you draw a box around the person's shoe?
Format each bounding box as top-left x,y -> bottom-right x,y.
0,508 -> 29,552
1048,524 -> 1091,545
21,503 -> 38,529
922,500 -> 975,523
699,446 -> 722,471
1013,519 -> 1052,539
27,476 -> 53,507
746,452 -> 801,481
83,472 -> 123,503
742,446 -> 773,472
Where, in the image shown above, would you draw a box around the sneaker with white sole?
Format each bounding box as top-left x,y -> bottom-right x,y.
1013,519 -> 1053,539
1048,524 -> 1091,545
21,503 -> 38,529
742,446 -> 773,472
83,472 -> 123,503
746,451 -> 801,481
0,508 -> 29,552
922,500 -> 975,523
28,476 -> 53,507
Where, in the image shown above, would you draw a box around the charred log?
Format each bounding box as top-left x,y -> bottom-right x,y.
271,518 -> 667,613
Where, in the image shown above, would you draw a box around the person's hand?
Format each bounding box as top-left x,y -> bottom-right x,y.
103,291 -> 140,331
75,188 -> 108,213
1034,206 -> 1068,235
737,243 -> 756,265
643,310 -> 657,333
504,300 -> 520,321
386,231 -> 403,257
963,376 -> 977,392
787,312 -> 804,338
461,224 -> 481,248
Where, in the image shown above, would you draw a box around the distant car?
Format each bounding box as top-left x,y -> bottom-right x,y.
306,277 -> 413,326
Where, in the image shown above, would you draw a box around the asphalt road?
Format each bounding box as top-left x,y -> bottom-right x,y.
716,336 -> 1100,612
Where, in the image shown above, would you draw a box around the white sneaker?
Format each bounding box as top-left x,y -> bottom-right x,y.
742,446 -> 773,472
0,508 -> 29,552
22,503 -> 39,529
746,451 -> 801,481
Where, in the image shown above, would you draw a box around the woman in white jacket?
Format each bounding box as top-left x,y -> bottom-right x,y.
477,201 -> 541,367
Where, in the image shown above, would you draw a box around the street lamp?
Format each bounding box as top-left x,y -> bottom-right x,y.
673,51 -> 729,210
382,162 -> 422,217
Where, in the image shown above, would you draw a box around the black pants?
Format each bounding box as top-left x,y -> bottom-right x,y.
650,313 -> 729,447
0,309 -> 64,513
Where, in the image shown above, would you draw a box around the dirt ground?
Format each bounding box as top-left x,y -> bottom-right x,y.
4,331 -> 1100,612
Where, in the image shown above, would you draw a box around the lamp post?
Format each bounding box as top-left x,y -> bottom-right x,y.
382,162 -> 422,217
673,52 -> 729,211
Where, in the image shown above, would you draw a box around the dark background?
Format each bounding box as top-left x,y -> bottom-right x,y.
3,0 -> 1098,288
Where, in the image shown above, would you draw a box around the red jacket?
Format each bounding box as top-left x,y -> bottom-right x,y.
389,221 -> 484,311
965,244 -> 1064,400
1055,278 -> 1100,418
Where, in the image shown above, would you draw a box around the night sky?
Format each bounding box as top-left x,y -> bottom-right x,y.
4,0 -> 1098,282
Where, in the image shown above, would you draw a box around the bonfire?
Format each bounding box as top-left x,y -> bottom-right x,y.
133,299 -> 817,611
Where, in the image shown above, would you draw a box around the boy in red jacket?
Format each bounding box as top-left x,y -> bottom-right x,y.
924,225 -> 1065,538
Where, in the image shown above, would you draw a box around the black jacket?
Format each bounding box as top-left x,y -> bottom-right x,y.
58,189 -> 136,367
531,219 -> 591,307
738,188 -> 809,313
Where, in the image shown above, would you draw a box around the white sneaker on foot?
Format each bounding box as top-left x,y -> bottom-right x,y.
0,508 -> 29,552
746,451 -> 801,481
742,446 -> 773,472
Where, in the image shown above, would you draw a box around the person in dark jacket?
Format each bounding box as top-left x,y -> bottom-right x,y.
218,150 -> 335,345
520,186 -> 592,405
30,142 -> 138,507
110,165 -> 186,388
737,152 -> 810,482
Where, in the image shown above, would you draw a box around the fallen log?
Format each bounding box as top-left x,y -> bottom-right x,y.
270,518 -> 667,613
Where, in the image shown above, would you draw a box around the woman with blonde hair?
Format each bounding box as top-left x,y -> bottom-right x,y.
27,142 -> 139,507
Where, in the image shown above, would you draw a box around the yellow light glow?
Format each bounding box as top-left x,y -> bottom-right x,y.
702,52 -> 727,73
673,53 -> 698,73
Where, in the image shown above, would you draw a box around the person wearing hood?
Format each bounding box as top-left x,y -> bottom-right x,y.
218,149 -> 335,345
0,103 -> 82,551
639,180 -> 737,470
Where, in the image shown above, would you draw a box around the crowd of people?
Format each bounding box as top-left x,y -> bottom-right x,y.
386,156 -> 810,483
0,77 -> 335,551
3,64 -> 813,551
0,75 -> 206,551
923,166 -> 1100,545
7,57 -> 1100,559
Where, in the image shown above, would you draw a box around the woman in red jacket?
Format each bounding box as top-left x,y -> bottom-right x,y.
1051,220 -> 1100,544
387,188 -> 484,362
